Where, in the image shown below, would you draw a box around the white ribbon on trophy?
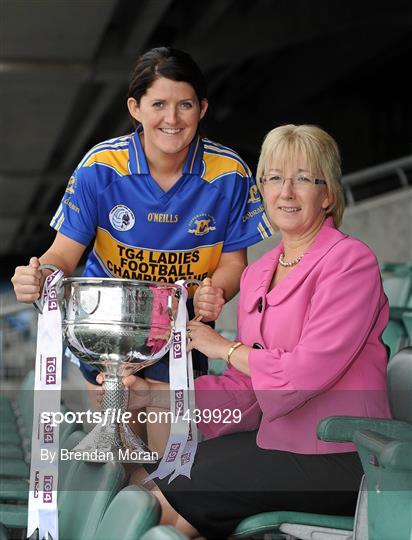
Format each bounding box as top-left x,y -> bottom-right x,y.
27,269 -> 64,540
146,280 -> 198,483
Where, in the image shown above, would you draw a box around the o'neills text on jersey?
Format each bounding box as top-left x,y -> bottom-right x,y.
148,213 -> 179,223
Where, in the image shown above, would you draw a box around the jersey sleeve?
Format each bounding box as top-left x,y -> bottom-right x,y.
222,169 -> 273,252
49,165 -> 98,246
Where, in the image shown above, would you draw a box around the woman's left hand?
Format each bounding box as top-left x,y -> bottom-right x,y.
193,277 -> 225,322
187,320 -> 230,359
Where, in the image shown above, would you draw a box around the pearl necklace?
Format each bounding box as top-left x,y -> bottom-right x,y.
278,252 -> 304,267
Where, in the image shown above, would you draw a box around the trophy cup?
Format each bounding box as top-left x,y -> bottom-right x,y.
35,270 -> 186,462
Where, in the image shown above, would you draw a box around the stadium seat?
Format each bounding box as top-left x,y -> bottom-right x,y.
0,524 -> 7,540
0,430 -> 86,503
382,319 -> 409,358
141,525 -> 190,540
1,370 -> 78,484
0,372 -> 34,451
0,418 -> 79,482
1,371 -> 34,413
94,486 -> 160,540
402,310 -> 412,341
318,346 -> 412,539
345,344 -> 412,540
380,261 -> 412,275
353,431 -> 411,540
382,273 -> 412,307
0,445 -> 24,461
0,452 -> 125,538
380,262 -> 412,356
233,347 -> 412,539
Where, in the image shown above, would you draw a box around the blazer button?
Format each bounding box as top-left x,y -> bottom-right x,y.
253,343 -> 264,349
258,297 -> 263,313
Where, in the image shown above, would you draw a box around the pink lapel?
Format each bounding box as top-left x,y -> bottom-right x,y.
242,245 -> 282,313
266,218 -> 348,306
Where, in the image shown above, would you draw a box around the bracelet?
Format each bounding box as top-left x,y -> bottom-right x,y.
227,341 -> 243,364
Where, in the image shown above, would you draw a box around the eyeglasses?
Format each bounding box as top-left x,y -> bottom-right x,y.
259,175 -> 327,189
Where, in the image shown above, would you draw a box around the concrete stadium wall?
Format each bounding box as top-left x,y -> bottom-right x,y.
217,187 -> 412,332
340,187 -> 412,263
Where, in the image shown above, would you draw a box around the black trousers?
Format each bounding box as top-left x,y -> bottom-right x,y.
151,430 -> 363,539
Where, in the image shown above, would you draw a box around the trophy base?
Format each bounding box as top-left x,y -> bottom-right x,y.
72,422 -> 158,464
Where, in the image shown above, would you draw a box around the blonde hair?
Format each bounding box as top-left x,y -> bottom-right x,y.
256,124 -> 345,227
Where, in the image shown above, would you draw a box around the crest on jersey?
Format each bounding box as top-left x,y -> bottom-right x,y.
248,185 -> 261,203
188,213 -> 216,236
109,205 -> 135,232
65,175 -> 76,195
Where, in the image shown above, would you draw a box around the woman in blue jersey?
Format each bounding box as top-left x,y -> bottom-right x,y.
11,47 -> 272,452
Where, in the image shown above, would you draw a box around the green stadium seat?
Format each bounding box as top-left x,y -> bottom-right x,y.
0,430 -> 85,503
0,523 -> 8,540
380,261 -> 412,275
0,459 -> 29,479
233,511 -> 353,539
382,273 -> 412,307
233,347 -> 412,539
354,431 -> 412,540
141,525 -> 190,540
345,345 -> 412,539
94,486 -> 160,540
1,370 -> 78,490
0,445 -> 23,461
0,453 -> 125,538
1,419 -> 80,485
382,267 -> 412,356
382,319 -> 409,358
402,311 -> 412,341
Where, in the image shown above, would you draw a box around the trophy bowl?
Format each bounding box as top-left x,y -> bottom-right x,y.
60,277 -> 181,462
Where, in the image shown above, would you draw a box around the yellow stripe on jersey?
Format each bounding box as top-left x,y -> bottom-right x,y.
202,152 -> 249,182
50,204 -> 63,228
55,213 -> 65,231
131,135 -> 141,174
94,228 -> 223,297
83,149 -> 129,176
257,222 -> 269,239
78,137 -> 130,168
262,213 -> 274,234
91,135 -> 131,151
189,136 -> 201,173
203,141 -> 243,161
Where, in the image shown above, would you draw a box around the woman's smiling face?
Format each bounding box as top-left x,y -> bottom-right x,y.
261,156 -> 330,239
127,76 -> 208,160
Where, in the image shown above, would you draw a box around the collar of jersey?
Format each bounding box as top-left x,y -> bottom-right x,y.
128,126 -> 204,176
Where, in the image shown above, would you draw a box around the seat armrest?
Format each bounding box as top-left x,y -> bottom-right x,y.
389,306 -> 412,322
317,416 -> 412,443
354,430 -> 412,472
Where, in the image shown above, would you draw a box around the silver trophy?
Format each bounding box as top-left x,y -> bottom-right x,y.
35,267 -> 192,463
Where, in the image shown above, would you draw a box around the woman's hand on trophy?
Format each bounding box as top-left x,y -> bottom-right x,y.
187,320 -> 230,359
11,257 -> 43,303
122,374 -> 152,410
95,374 -> 105,407
193,277 -> 225,322
95,373 -> 152,410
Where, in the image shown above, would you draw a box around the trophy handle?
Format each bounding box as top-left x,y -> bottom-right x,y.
182,278 -> 202,288
33,263 -> 63,314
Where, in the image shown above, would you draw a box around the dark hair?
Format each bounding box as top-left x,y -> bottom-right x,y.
128,47 -> 207,107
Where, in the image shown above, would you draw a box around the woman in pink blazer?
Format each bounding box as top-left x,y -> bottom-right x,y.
127,125 -> 391,538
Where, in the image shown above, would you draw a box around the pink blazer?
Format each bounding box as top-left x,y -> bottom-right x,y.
195,218 -> 391,454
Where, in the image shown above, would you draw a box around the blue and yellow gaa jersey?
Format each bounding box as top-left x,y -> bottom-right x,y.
50,130 -> 273,296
